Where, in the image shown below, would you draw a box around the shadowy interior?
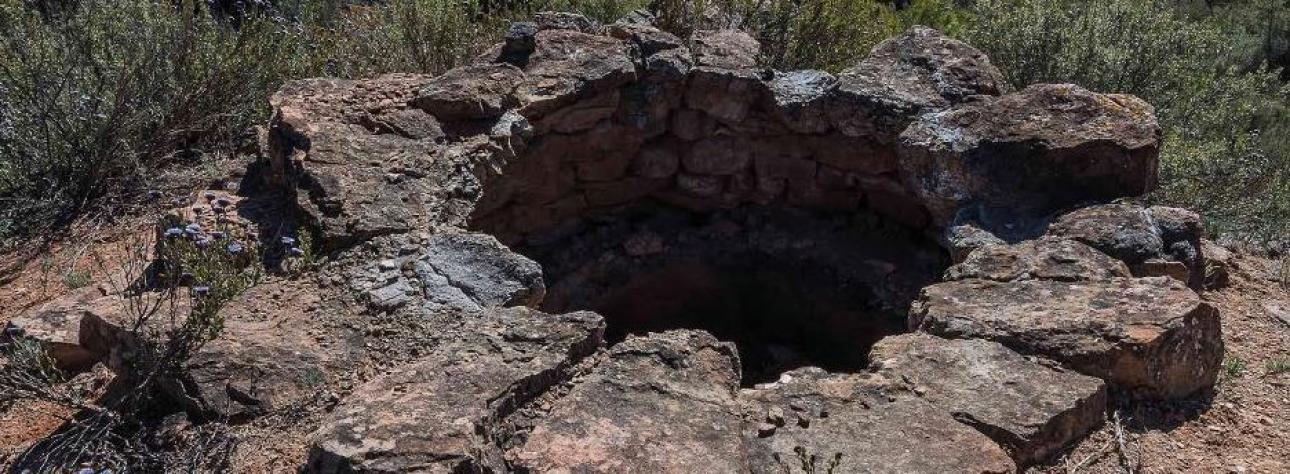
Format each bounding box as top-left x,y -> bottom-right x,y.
474,201 -> 947,386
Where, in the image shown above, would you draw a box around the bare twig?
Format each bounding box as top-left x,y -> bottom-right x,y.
1067,439 -> 1114,473
1112,410 -> 1138,474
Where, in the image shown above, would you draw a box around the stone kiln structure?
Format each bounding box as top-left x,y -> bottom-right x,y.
7,10 -> 1227,473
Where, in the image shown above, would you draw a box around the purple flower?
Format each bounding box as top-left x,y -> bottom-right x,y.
192,285 -> 210,297
164,227 -> 184,238
280,236 -> 296,247
195,237 -> 212,248
210,231 -> 227,240
288,247 -> 305,257
226,242 -> 244,254
185,223 -> 202,233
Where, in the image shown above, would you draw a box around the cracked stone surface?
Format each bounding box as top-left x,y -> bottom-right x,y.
740,368 -> 1017,474
911,277 -> 1222,399
507,330 -> 746,473
870,333 -> 1107,466
306,307 -> 604,473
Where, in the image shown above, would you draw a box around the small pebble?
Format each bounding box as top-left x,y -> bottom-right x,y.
756,422 -> 777,438
767,406 -> 785,427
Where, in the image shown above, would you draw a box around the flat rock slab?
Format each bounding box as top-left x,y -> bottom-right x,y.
2,287 -> 173,372
944,237 -> 1131,282
351,231 -> 545,313
306,307 -> 603,473
911,277 -> 1222,399
870,333 -> 1107,466
4,287 -> 119,370
173,280 -> 361,420
508,330 -> 746,473
741,368 -> 1016,474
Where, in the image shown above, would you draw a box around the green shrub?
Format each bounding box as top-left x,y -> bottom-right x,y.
0,0 -> 1286,247
0,0 -> 311,240
149,218 -> 259,360
1267,356 -> 1290,375
61,269 -> 91,289
962,0 -> 1289,245
1224,356 -> 1248,379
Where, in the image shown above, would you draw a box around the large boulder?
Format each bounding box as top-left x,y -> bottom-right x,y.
306,308 -> 604,473
267,75 -> 480,250
508,330 -> 746,473
512,29 -> 638,121
829,26 -> 1008,142
1047,203 -> 1206,289
685,29 -> 767,124
741,368 -> 1016,474
870,333 -> 1107,467
767,69 -> 837,135
899,84 -> 1162,225
411,63 -> 525,121
910,277 -> 1222,399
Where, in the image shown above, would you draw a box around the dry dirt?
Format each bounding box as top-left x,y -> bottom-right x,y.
1,220 -> 1287,472
1034,253 -> 1290,474
0,217 -> 158,466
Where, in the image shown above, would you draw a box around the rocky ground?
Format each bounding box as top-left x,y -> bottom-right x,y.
1,10 -> 1286,473
2,228 -> 1285,472
1035,254 -> 1290,474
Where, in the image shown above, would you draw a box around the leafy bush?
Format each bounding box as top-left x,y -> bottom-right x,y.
0,217 -> 256,470
0,0 -> 311,241
0,0 -> 1286,246
960,0 -> 1289,245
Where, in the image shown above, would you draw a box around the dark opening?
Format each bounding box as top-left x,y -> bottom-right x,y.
511,204 -> 947,386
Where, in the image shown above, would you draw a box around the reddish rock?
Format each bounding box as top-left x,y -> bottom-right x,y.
870,333 -> 1107,466
513,29 -> 637,119
686,30 -> 766,124
911,277 -> 1222,399
509,330 -> 746,473
411,63 -> 523,121
3,287 -> 132,371
307,308 -> 604,473
741,368 -> 1017,473
171,280 -> 360,419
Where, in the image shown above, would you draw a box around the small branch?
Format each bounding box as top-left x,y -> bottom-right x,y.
1068,440 -> 1114,473
1112,410 -> 1138,474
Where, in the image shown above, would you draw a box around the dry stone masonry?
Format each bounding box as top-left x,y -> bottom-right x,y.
4,10 -> 1228,473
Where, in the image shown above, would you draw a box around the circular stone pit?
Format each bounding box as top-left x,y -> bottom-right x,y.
8,12 -> 1230,473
